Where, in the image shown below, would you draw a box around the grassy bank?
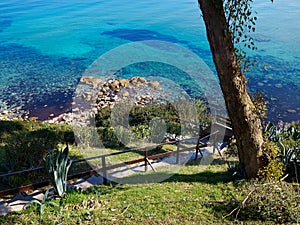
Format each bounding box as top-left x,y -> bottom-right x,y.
1,161 -> 299,224
0,111 -> 299,224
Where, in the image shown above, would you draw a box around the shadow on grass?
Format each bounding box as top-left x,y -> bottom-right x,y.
164,169 -> 234,184
111,157 -> 236,185
163,157 -> 237,184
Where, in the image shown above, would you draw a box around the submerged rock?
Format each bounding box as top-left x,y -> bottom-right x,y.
275,83 -> 283,88
80,76 -> 102,86
257,82 -> 264,86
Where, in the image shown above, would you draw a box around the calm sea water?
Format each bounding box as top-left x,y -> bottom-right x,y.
0,0 -> 299,122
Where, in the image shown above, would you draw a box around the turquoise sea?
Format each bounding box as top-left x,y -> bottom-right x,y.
0,0 -> 299,122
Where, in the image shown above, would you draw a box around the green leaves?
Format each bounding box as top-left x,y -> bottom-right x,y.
26,189 -> 59,215
265,122 -> 300,145
224,0 -> 258,71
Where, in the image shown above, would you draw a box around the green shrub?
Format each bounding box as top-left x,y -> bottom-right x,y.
95,100 -> 211,139
166,121 -> 181,137
0,120 -> 75,172
95,107 -> 112,127
148,118 -> 167,143
6,173 -> 33,187
0,120 -> 23,135
73,126 -> 102,148
4,129 -> 60,170
130,124 -> 151,140
113,125 -> 136,146
97,127 -> 123,148
257,139 -> 285,179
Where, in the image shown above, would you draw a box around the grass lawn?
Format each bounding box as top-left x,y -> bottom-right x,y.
2,158 -> 298,225
0,119 -> 299,224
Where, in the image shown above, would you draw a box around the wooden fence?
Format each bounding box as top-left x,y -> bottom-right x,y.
0,134 -> 218,197
0,119 -> 233,197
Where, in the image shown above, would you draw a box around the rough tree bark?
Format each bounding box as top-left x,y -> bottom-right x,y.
198,0 -> 265,178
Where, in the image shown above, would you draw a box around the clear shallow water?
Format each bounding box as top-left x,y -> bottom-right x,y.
0,0 -> 299,122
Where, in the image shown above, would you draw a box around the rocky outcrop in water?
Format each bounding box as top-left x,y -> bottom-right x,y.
48,76 -> 164,124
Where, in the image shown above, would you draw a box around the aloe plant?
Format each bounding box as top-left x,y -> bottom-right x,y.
44,146 -> 72,197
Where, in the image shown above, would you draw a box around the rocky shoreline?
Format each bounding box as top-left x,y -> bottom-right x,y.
46,76 -> 165,124
0,75 -> 299,124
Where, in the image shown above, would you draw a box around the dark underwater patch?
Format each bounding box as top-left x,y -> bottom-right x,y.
0,16 -> 12,32
246,54 -> 300,122
101,28 -> 188,44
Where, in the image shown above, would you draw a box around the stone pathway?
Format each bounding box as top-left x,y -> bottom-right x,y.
0,146 -> 222,216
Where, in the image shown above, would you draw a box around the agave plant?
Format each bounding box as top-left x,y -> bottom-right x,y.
44,146 -> 72,197
266,122 -> 300,142
265,123 -> 300,177
265,122 -> 280,142
286,126 -> 300,141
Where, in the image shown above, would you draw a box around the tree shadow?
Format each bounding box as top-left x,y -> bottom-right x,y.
110,157 -> 236,185
164,169 -> 234,184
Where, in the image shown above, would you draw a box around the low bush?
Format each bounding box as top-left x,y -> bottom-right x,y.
94,100 -> 211,146
97,127 -> 123,148
230,180 -> 300,223
257,139 -> 285,179
4,129 -> 59,170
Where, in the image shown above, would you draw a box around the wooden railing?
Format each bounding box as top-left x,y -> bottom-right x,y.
0,138 -> 204,197
0,119 -> 233,197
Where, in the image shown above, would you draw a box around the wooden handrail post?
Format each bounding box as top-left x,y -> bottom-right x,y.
102,156 -> 107,184
212,133 -> 216,154
212,131 -> 222,157
144,149 -> 148,172
176,140 -> 180,164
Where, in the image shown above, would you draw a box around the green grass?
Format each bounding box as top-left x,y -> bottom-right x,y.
1,119 -> 299,224
1,160 -> 298,225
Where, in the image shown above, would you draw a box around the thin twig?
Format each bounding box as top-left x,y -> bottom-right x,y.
120,204 -> 131,215
241,189 -> 255,207
280,174 -> 289,181
223,205 -> 240,219
223,188 -> 255,219
294,161 -> 299,184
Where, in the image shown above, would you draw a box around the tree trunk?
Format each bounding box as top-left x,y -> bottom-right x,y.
198,0 -> 265,178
